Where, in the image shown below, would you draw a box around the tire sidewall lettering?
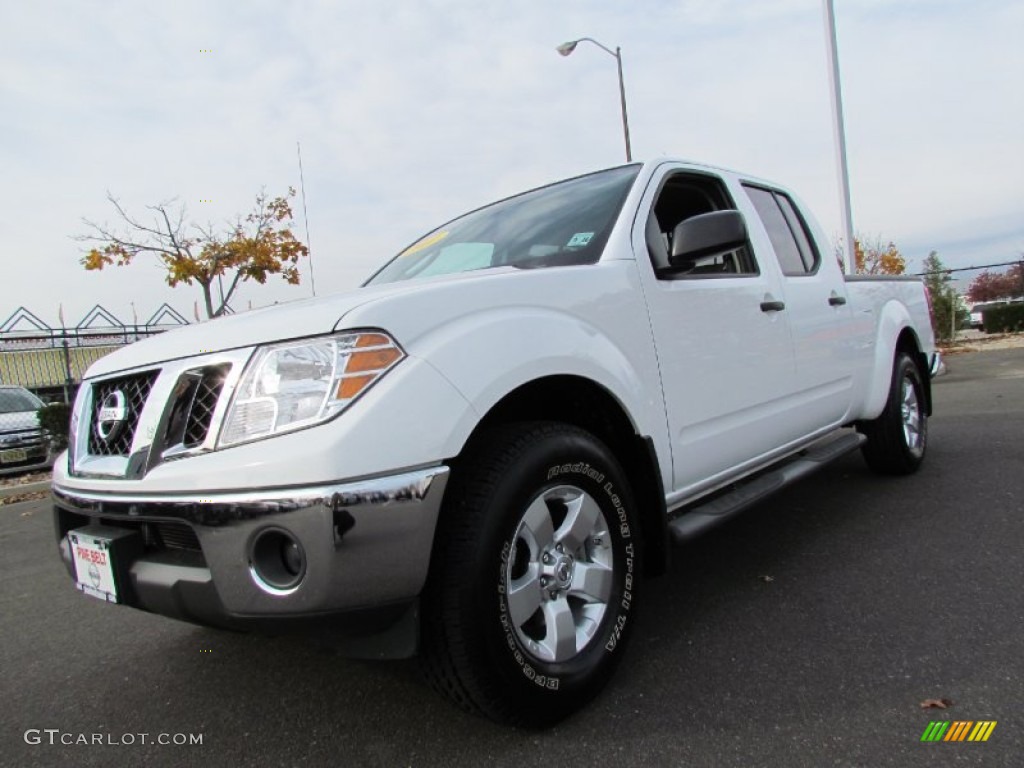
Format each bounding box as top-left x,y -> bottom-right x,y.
494,457 -> 636,696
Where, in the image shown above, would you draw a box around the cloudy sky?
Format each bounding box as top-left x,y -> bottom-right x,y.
2,0 -> 1021,328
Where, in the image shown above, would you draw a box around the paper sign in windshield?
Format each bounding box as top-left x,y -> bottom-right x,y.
567,232 -> 594,247
401,230 -> 449,257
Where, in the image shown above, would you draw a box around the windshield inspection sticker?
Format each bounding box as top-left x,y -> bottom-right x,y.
567,232 -> 594,248
400,230 -> 449,257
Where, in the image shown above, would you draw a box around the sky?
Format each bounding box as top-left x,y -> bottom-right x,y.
1,0 -> 1022,328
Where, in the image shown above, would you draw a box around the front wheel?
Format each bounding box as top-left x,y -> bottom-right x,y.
857,352 -> 928,475
421,422 -> 640,727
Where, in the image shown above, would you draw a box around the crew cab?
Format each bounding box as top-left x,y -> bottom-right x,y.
52,159 -> 939,726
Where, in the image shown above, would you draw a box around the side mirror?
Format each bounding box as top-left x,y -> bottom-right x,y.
669,210 -> 748,268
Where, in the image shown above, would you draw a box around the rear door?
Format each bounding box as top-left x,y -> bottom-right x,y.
742,184 -> 858,429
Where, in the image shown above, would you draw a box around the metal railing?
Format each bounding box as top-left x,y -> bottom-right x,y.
1,304 -> 191,401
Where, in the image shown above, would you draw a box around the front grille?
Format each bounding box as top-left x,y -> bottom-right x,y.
161,365 -> 230,451
98,518 -> 204,555
184,367 -> 228,446
87,372 -> 158,457
152,521 -> 203,552
0,429 -> 44,449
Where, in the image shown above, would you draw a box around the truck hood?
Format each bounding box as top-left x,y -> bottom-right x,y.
84,269 -> 529,378
85,279 -> 440,378
0,410 -> 40,434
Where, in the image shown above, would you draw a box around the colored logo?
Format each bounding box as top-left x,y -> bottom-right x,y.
921,721 -> 997,742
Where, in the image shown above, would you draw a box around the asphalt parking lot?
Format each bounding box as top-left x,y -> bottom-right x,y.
2,347 -> 1021,768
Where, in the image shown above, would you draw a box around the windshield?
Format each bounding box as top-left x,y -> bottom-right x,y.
366,165 -> 641,285
0,388 -> 43,414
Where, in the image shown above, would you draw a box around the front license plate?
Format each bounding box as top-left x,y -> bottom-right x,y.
0,448 -> 28,464
69,531 -> 119,603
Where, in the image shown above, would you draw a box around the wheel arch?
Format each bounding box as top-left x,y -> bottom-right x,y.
861,302 -> 933,420
446,375 -> 669,578
895,327 -> 932,416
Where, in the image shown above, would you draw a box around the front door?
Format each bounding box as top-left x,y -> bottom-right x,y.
632,167 -> 799,496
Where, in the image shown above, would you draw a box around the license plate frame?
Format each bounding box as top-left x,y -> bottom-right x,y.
69,530 -> 119,603
0,448 -> 28,464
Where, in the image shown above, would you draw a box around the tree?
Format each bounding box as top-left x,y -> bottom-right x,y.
921,251 -> 966,344
967,262 -> 1024,303
836,234 -> 906,275
79,189 -> 309,319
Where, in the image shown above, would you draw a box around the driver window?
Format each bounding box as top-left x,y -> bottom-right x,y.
647,174 -> 758,278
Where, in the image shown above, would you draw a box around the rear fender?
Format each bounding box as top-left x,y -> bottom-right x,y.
860,301 -> 921,420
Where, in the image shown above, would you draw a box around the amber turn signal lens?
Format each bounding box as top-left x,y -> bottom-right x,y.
345,347 -> 402,373
337,375 -> 375,399
355,333 -> 391,348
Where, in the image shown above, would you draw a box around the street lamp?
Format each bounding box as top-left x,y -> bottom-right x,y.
556,37 -> 633,161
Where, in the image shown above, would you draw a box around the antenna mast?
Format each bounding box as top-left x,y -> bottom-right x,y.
296,141 -> 316,296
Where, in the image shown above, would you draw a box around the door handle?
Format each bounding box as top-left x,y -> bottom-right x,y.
760,300 -> 786,312
828,293 -> 847,306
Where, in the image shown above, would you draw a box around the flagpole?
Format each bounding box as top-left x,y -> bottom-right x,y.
823,0 -> 856,275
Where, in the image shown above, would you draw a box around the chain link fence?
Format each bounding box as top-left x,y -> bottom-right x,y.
1,304 -> 190,475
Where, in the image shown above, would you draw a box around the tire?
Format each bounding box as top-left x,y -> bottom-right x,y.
857,352 -> 927,475
421,422 -> 641,727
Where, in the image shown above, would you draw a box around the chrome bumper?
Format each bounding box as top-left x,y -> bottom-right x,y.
53,466 -> 450,630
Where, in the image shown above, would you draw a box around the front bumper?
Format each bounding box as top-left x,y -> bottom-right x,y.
0,441 -> 51,477
53,466 -> 449,656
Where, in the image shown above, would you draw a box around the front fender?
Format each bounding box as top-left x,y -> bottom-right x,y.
412,306 -> 661,445
339,265 -> 668,478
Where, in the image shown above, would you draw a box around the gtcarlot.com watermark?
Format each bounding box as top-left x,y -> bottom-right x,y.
24,729 -> 203,746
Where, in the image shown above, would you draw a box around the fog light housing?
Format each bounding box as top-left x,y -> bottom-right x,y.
282,540 -> 303,576
249,528 -> 306,595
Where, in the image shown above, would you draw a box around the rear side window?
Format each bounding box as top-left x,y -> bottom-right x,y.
743,185 -> 819,276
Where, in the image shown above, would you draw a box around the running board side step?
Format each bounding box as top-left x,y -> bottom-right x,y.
668,431 -> 866,544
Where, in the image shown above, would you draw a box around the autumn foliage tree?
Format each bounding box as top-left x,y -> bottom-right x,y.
836,235 -> 906,275
79,189 -> 309,319
967,262 -> 1024,303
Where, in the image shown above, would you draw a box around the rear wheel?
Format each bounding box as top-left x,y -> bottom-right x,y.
858,352 -> 927,475
421,422 -> 640,727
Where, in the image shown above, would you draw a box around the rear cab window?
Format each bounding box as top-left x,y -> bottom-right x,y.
743,185 -> 820,276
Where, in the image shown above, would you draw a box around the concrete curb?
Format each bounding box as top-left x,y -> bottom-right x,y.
0,480 -> 51,500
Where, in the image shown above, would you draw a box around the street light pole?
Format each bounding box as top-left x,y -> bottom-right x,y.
614,47 -> 633,162
557,37 -> 633,161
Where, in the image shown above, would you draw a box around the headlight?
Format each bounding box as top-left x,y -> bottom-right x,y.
218,331 -> 404,448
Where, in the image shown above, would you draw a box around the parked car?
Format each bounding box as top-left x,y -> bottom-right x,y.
52,159 -> 939,726
0,385 -> 52,476
970,298 -> 1023,332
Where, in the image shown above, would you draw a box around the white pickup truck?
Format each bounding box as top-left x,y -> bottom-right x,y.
53,159 -> 939,726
